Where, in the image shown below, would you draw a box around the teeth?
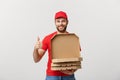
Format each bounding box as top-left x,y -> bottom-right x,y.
59,26 -> 63,29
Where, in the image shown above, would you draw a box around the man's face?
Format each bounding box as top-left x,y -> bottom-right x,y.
55,18 -> 68,33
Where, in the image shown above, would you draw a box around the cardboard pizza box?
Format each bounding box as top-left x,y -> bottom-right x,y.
51,33 -> 82,70
52,57 -> 83,63
51,65 -> 81,70
51,61 -> 81,67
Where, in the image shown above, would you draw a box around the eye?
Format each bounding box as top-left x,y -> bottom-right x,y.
62,20 -> 66,22
57,20 -> 60,23
56,20 -> 60,23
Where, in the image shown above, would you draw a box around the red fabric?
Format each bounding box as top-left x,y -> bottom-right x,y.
55,11 -> 68,19
41,31 -> 69,76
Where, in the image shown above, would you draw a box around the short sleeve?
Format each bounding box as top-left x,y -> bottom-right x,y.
41,36 -> 48,51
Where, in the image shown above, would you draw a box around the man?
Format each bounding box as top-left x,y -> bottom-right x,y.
33,11 -> 81,80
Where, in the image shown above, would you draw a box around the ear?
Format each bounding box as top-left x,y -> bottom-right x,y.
67,20 -> 69,25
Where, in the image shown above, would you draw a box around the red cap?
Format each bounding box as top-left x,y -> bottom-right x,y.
55,11 -> 68,19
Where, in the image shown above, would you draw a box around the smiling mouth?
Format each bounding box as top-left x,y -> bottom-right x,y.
59,26 -> 63,28
57,26 -> 66,32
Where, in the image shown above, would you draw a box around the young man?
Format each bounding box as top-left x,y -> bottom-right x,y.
33,11 -> 80,80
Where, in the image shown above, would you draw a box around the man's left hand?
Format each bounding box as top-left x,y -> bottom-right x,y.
61,69 -> 77,75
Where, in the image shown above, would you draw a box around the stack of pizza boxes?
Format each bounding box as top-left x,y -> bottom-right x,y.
51,33 -> 83,71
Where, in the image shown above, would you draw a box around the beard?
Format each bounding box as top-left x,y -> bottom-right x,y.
56,26 -> 67,33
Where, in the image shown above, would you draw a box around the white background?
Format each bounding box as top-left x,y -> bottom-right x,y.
0,0 -> 120,80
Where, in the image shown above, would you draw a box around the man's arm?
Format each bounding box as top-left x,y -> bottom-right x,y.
33,48 -> 45,63
33,37 -> 45,63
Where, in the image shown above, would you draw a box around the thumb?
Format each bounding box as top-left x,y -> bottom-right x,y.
37,36 -> 40,41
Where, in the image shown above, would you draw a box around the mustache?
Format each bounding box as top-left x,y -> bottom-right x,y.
58,25 -> 64,27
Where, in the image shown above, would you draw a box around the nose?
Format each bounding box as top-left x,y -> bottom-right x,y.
59,21 -> 63,25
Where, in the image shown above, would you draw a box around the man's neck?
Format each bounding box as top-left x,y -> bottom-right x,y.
57,31 -> 68,34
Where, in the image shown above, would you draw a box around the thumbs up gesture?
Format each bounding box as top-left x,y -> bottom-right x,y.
34,36 -> 42,50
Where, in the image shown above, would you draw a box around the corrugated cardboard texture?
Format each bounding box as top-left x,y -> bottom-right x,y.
51,61 -> 81,67
52,57 -> 82,63
51,65 -> 81,70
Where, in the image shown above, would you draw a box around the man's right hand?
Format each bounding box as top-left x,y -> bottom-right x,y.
34,36 -> 42,51
33,36 -> 45,63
